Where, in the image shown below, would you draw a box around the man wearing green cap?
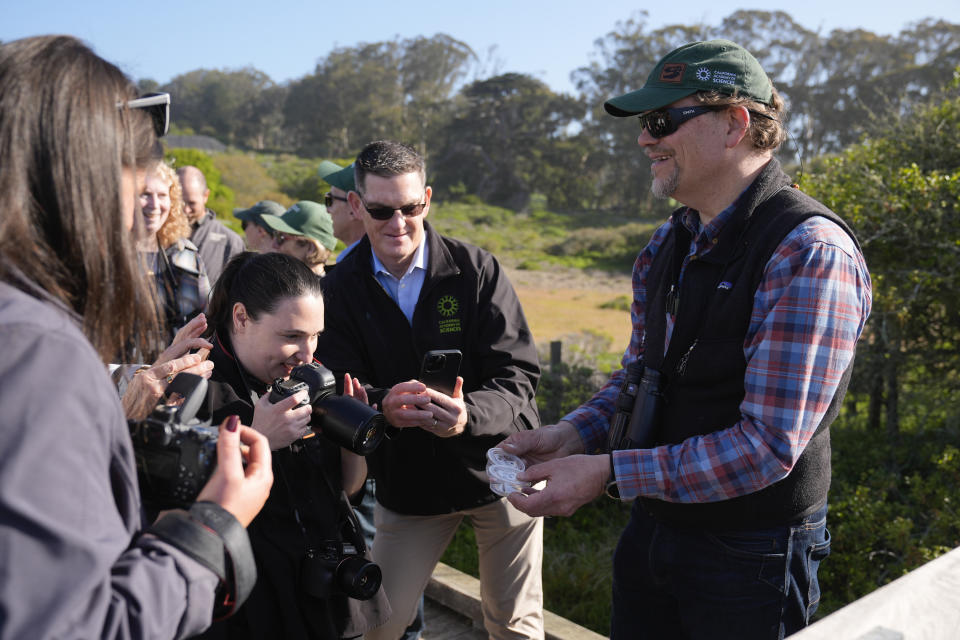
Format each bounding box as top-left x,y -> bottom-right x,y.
262,200 -> 338,276
501,40 -> 872,638
319,161 -> 366,261
233,200 -> 285,253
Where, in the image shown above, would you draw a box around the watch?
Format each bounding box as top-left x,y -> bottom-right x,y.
604,453 -> 621,500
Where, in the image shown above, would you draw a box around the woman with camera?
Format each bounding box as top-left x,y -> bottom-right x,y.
195,251 -> 389,640
0,36 -> 272,639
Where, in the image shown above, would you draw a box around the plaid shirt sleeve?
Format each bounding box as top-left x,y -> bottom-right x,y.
562,219 -> 675,453
611,217 -> 872,502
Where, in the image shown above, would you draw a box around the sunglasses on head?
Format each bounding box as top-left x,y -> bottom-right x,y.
275,233 -> 312,248
324,192 -> 348,208
118,92 -> 171,138
359,196 -> 427,221
637,104 -> 724,139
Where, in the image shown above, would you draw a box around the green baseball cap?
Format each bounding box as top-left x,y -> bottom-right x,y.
604,39 -> 773,117
318,160 -> 356,192
261,200 -> 337,251
233,200 -> 286,228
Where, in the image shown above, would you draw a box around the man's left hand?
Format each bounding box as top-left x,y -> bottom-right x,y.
423,376 -> 467,438
506,453 -> 610,517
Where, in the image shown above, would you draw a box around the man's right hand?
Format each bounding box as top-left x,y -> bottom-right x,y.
380,380 -> 433,428
196,416 -> 273,527
500,421 -> 585,465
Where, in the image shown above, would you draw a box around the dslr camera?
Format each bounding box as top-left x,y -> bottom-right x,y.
301,539 -> 382,601
129,373 -> 217,509
269,363 -> 385,455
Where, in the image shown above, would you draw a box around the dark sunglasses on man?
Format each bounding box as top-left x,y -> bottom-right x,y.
637,105 -> 723,139
638,103 -> 778,139
118,92 -> 171,138
359,196 -> 427,221
324,192 -> 348,208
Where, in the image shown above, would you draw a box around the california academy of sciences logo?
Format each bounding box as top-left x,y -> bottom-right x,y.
437,295 -> 461,334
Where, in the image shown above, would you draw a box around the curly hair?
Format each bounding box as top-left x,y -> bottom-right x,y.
694,87 -> 787,152
148,161 -> 190,249
300,236 -> 332,269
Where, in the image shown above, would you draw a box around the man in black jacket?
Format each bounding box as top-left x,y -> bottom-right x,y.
316,140 -> 544,640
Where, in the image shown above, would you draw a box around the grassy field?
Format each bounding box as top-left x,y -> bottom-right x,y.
510,270 -> 632,359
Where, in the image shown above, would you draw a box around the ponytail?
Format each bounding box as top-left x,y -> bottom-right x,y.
205,251 -> 323,338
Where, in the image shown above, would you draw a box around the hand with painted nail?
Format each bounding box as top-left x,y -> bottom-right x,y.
121,313 -> 214,421
196,415 -> 273,527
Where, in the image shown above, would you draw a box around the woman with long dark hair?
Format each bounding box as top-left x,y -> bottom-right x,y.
0,35 -> 272,639
195,250 -> 389,639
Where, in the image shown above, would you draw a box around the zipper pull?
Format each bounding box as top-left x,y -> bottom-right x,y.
666,285 -> 679,316
676,339 -> 698,376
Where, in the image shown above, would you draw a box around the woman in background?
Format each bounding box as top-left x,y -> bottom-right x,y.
262,200 -> 338,276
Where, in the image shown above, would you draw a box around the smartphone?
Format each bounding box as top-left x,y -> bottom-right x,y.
419,349 -> 462,396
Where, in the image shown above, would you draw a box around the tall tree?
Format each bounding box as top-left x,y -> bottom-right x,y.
161,68 -> 283,149
432,73 -> 588,210
284,41 -> 404,157
803,90 -> 960,434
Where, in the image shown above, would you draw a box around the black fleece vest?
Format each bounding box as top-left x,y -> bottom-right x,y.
641,161 -> 859,530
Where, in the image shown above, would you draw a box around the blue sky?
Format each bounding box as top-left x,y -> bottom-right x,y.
4,1 -> 958,94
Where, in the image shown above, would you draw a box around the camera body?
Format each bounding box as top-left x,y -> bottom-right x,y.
607,361 -> 664,452
269,362 -> 385,456
301,540 -> 382,601
129,373 -> 217,509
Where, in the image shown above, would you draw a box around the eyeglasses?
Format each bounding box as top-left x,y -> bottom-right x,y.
637,105 -> 723,139
118,92 -> 171,138
324,192 -> 348,208
359,196 -> 427,221
275,233 -> 311,249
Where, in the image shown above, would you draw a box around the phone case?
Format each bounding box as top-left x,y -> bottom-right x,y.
419,349 -> 462,396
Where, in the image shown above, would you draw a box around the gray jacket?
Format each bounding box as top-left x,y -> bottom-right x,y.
0,281 -> 218,639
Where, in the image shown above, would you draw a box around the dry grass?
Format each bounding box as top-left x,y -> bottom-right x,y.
507,266 -> 633,357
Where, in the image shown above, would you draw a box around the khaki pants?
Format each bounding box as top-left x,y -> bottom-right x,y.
364,499 -> 544,640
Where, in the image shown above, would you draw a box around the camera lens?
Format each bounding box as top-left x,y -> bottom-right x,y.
336,556 -> 382,600
312,395 -> 385,456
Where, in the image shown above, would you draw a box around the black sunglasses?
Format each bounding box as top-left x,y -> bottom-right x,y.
637,105 -> 724,139
324,192 -> 348,208
360,196 -> 427,221
119,92 -> 171,138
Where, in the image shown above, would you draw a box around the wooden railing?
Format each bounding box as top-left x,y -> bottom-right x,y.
792,546 -> 960,639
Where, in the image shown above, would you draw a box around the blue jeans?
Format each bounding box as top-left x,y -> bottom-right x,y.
611,501 -> 830,640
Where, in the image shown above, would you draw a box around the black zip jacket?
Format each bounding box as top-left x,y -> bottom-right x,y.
194,335 -> 363,640
316,223 -> 541,515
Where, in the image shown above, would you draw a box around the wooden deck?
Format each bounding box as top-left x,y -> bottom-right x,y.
792,546 -> 960,640
423,562 -> 607,640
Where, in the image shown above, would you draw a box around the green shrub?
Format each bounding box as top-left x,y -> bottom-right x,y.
599,295 -> 631,312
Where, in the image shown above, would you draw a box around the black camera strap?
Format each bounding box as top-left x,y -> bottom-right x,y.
146,502 -> 256,621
